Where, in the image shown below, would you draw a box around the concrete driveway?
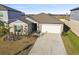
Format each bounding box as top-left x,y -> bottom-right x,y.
29,33 -> 67,55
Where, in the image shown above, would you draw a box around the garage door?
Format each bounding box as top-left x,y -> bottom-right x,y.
41,24 -> 63,34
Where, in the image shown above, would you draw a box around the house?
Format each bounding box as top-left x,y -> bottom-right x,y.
26,13 -> 64,34
0,4 -> 33,35
70,7 -> 79,36
0,4 -> 64,35
9,16 -> 33,35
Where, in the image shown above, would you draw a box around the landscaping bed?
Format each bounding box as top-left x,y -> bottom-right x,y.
0,36 -> 37,55
62,30 -> 79,55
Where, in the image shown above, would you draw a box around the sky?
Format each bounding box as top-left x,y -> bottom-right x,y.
5,4 -> 79,14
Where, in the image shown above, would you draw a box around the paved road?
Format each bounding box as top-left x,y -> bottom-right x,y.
29,33 -> 67,55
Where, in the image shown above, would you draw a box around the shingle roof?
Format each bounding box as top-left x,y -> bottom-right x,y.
8,16 -> 31,24
70,7 -> 79,11
27,13 -> 63,24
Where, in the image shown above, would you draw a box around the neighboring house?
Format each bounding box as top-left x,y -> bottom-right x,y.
0,4 -> 33,35
26,13 -> 64,34
70,7 -> 79,36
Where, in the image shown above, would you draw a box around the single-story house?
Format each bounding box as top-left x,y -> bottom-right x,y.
70,7 -> 79,36
0,4 -> 64,35
26,13 -> 64,34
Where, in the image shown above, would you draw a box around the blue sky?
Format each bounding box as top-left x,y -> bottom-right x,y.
5,4 -> 79,14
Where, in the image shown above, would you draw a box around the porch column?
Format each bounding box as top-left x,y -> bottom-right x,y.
37,23 -> 39,32
37,23 -> 41,33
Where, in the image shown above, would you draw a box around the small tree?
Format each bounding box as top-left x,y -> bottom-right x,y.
0,20 -> 9,36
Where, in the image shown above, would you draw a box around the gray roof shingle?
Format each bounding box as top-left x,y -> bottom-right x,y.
27,13 -> 63,24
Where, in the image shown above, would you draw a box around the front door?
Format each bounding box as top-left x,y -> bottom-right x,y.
32,23 -> 37,32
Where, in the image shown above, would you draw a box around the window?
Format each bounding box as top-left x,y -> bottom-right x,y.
14,25 -> 23,32
0,12 -> 3,17
0,12 -> 3,20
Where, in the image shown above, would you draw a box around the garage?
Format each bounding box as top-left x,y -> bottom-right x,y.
41,24 -> 63,34
28,13 -> 64,34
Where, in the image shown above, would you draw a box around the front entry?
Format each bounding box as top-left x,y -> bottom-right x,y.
32,23 -> 37,32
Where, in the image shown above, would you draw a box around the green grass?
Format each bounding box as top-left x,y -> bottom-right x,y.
55,15 -> 70,20
62,30 -> 79,55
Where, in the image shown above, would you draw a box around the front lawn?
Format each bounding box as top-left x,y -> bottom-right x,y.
0,36 -> 37,55
62,30 -> 79,55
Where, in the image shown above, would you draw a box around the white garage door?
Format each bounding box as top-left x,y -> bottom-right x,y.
41,24 -> 63,34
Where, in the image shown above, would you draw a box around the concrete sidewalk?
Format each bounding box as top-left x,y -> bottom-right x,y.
28,33 -> 67,55
64,20 -> 79,37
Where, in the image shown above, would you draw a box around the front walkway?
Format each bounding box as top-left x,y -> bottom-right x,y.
29,33 -> 67,55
